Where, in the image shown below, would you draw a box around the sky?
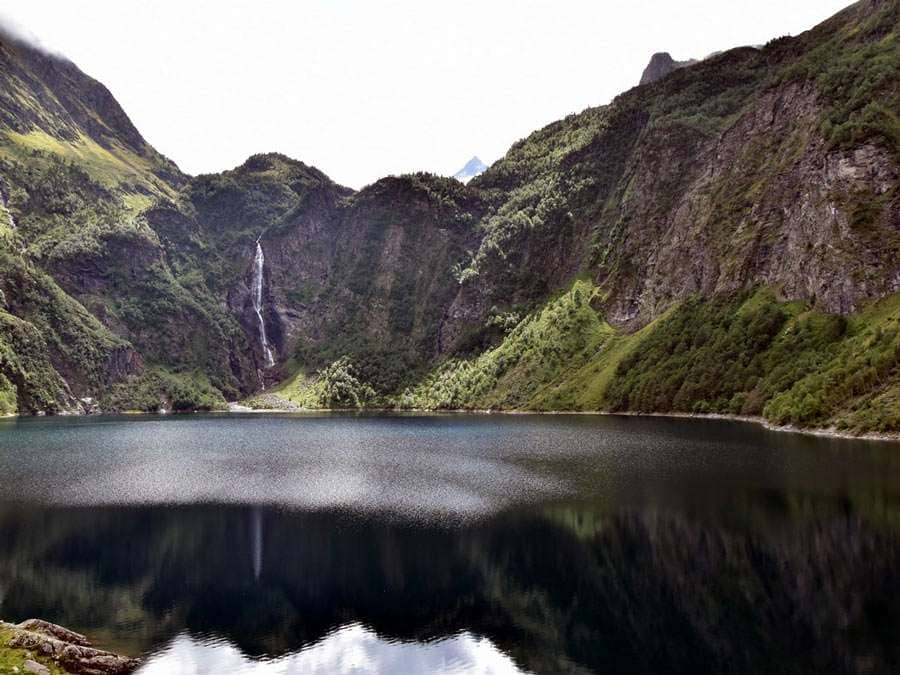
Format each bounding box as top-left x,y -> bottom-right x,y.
1,0 -> 851,188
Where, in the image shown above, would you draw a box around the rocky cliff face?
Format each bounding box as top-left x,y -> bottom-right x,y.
592,77 -> 899,326
441,0 -> 899,347
156,156 -> 484,392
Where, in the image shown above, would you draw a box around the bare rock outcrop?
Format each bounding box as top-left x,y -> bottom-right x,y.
639,51 -> 697,85
2,619 -> 139,675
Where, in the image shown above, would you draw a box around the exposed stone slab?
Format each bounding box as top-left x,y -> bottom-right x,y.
2,619 -> 139,675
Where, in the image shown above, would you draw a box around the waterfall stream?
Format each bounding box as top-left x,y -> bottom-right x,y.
252,239 -> 275,372
0,181 -> 15,230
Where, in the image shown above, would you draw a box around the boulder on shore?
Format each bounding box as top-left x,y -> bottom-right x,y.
1,619 -> 139,674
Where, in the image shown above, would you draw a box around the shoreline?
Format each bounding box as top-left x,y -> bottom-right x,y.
224,405 -> 900,443
4,405 -> 899,443
0,618 -> 138,674
594,410 -> 900,443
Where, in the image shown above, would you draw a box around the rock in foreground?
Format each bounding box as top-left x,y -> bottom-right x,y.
1,619 -> 139,675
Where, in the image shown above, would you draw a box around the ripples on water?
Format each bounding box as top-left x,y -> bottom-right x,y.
0,413 -> 898,674
0,413 -> 580,519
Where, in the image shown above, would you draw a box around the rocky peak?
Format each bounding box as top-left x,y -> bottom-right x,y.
639,51 -> 697,85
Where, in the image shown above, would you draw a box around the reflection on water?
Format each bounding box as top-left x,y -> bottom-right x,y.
139,626 -> 525,675
0,414 -> 898,674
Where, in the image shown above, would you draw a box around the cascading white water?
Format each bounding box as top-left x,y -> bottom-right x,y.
252,238 -> 275,371
0,183 -> 15,230
1,205 -> 14,231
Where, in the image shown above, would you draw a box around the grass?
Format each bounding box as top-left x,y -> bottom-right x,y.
121,192 -> 155,214
250,369 -> 324,409
529,305 -> 676,410
2,130 -> 177,199
400,280 -> 615,409
0,627 -> 66,675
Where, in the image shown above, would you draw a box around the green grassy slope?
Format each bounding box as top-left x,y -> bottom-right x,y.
392,284 -> 900,433
401,281 -> 614,409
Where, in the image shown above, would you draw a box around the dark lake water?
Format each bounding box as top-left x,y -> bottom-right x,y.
0,413 -> 898,674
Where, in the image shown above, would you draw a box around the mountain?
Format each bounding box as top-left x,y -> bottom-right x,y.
452,156 -> 488,183
638,52 -> 698,85
0,0 -> 898,434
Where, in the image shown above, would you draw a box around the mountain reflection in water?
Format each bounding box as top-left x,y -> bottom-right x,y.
1,502 -> 897,674
0,414 -> 898,674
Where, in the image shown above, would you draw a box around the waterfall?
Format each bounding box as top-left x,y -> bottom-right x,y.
0,181 -> 15,230
252,238 -> 275,370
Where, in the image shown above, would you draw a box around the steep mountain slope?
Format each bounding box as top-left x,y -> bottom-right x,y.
407,0 -> 900,431
444,0 -> 898,345
0,31 -> 252,410
0,0 -> 898,432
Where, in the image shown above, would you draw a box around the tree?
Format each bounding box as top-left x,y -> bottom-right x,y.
317,357 -> 375,408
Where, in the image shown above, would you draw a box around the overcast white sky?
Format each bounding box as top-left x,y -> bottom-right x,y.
1,0 -> 850,188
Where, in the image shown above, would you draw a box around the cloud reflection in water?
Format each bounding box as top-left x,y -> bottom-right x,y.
137,624 -> 527,675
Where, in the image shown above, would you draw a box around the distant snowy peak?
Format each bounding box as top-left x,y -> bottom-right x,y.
452,156 -> 488,184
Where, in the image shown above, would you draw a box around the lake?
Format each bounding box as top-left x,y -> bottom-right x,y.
0,413 -> 898,674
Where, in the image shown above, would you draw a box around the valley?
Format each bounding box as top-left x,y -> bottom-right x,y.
0,0 -> 897,435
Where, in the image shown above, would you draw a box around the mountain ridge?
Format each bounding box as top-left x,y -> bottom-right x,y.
0,0 -> 898,433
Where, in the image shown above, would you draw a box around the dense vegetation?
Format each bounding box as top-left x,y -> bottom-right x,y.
0,309 -> 65,413
99,368 -> 226,413
401,281 -> 614,409
394,283 -> 900,434
777,0 -> 900,155
603,289 -> 900,433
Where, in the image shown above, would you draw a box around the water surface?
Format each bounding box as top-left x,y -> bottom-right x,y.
0,413 -> 898,673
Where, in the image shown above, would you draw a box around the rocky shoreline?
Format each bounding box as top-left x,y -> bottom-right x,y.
0,619 -> 138,675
